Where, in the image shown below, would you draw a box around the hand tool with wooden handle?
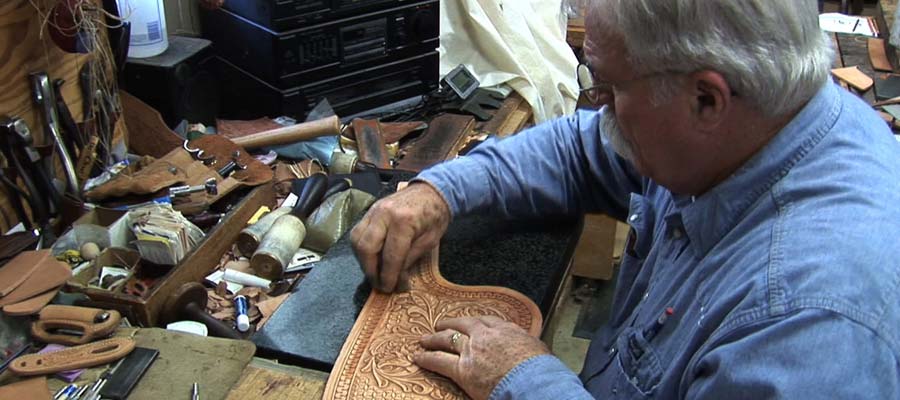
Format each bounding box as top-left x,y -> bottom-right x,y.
252,174 -> 328,280
231,116 -> 341,149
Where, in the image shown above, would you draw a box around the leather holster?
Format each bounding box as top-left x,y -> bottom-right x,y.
31,305 -> 121,345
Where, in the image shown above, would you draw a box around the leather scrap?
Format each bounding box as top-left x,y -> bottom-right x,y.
2,287 -> 60,316
0,250 -> 49,297
0,258 -> 71,307
9,337 -> 135,376
0,376 -> 51,399
122,91 -> 185,159
323,249 -> 542,399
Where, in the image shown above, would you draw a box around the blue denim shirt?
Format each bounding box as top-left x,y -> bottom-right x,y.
418,82 -> 900,399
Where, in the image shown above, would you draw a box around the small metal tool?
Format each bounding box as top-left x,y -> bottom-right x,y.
31,72 -> 80,196
168,178 -> 218,198
192,382 -> 199,400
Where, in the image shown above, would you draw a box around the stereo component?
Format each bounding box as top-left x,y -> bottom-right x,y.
200,0 -> 438,88
209,51 -> 439,120
223,0 -> 421,31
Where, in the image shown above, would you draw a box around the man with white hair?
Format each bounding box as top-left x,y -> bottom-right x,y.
351,0 -> 900,398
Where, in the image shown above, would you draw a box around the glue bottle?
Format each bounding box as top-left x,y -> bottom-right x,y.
119,0 -> 169,58
234,295 -> 250,332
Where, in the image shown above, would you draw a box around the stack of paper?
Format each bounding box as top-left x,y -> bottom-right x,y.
128,204 -> 205,266
819,13 -> 879,37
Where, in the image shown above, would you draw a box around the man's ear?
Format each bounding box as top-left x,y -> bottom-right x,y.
690,70 -> 732,130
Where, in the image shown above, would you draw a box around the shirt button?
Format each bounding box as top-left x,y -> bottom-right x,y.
642,292 -> 649,300
609,347 -> 617,356
672,228 -> 683,239
629,214 -> 639,222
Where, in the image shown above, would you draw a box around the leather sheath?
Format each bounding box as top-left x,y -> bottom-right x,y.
323,250 -> 542,399
395,114 -> 476,172
9,337 -> 135,376
0,257 -> 71,307
31,305 -> 122,345
352,119 -> 391,169
0,376 -> 51,399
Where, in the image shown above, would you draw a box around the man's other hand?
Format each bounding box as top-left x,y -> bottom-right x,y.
350,182 -> 451,293
415,316 -> 551,400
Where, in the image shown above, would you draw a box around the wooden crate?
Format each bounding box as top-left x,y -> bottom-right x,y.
68,182 -> 276,326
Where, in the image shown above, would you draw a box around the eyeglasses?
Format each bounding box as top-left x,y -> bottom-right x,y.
577,63 -> 737,105
578,63 -> 660,105
577,63 -> 670,105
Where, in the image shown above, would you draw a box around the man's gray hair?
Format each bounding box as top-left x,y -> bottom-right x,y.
596,0 -> 833,117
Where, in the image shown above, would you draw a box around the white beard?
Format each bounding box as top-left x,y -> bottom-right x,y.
599,106 -> 637,163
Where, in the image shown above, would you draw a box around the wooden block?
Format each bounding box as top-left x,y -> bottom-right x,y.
571,214 -> 617,280
869,38 -> 893,72
831,66 -> 874,91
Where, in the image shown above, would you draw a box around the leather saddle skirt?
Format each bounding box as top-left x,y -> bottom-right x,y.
323,249 -> 542,399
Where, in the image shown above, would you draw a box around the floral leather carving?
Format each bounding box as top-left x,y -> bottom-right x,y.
323,250 -> 542,400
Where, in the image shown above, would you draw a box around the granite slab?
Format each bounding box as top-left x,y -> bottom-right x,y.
253,176 -> 580,371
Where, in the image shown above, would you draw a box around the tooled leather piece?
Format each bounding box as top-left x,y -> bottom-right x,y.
323,250 -> 542,400
0,258 -> 71,307
2,287 -> 60,316
9,337 -> 135,376
0,376 -> 51,399
31,305 -> 122,345
0,250 -> 48,296
343,120 -> 428,144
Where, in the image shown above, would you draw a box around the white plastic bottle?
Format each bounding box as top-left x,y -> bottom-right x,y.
119,0 -> 169,58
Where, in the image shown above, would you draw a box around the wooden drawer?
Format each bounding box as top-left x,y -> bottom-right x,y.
66,182 -> 276,326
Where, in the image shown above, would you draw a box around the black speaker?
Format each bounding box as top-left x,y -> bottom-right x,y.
123,36 -> 219,127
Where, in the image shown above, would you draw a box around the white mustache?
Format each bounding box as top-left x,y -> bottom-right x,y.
599,106 -> 636,162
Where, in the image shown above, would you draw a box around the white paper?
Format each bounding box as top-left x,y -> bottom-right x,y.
819,13 -> 877,37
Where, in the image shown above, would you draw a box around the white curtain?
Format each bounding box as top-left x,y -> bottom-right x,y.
440,0 -> 580,122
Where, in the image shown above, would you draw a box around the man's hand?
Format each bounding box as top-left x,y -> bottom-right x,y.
415,316 -> 550,400
351,182 -> 451,293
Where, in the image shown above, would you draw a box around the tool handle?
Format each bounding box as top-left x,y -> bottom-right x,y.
231,116 -> 341,149
184,302 -> 242,339
291,174 -> 328,219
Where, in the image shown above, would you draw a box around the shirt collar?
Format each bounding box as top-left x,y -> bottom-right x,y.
671,82 -> 842,256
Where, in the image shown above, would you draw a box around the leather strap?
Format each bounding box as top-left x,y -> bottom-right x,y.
31,305 -> 122,345
9,338 -> 135,376
2,286 -> 60,316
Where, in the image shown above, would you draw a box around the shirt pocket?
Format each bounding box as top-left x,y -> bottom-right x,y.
612,326 -> 664,397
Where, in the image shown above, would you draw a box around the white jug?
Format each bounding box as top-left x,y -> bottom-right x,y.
119,0 -> 169,58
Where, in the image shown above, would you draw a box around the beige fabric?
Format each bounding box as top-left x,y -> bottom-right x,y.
440,0 -> 579,122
